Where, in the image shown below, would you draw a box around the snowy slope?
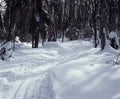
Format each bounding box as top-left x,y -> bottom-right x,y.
0,40 -> 120,99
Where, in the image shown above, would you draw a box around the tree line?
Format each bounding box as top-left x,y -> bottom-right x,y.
0,0 -> 120,53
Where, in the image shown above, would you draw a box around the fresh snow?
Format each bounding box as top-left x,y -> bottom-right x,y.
0,40 -> 120,99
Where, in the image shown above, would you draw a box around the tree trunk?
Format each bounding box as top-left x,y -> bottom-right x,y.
100,28 -> 105,50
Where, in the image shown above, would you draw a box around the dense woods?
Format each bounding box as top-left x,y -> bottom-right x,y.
0,0 -> 120,60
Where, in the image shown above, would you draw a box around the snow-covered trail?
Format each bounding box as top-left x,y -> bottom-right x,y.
0,41 -> 92,99
0,40 -> 120,99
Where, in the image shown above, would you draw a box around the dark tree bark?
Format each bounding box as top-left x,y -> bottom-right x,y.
99,0 -> 107,50
92,0 -> 98,48
0,13 -> 3,29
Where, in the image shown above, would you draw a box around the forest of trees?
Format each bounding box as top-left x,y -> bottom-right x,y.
0,0 -> 120,60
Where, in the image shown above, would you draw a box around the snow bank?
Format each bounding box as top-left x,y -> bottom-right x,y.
109,31 -> 118,39
52,41 -> 120,99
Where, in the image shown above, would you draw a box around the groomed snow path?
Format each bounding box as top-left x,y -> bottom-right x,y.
0,40 -> 120,99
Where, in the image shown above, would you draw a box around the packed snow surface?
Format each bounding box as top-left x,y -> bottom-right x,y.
0,40 -> 120,99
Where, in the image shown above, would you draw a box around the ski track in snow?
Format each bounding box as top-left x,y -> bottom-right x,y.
13,80 -> 27,99
13,71 -> 55,99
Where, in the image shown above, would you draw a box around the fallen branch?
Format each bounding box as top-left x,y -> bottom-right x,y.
106,53 -> 120,65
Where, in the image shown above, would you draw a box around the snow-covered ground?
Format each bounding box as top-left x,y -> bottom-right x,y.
0,40 -> 120,99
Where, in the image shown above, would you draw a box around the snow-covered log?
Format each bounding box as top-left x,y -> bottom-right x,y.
109,31 -> 119,49
0,41 -> 12,60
